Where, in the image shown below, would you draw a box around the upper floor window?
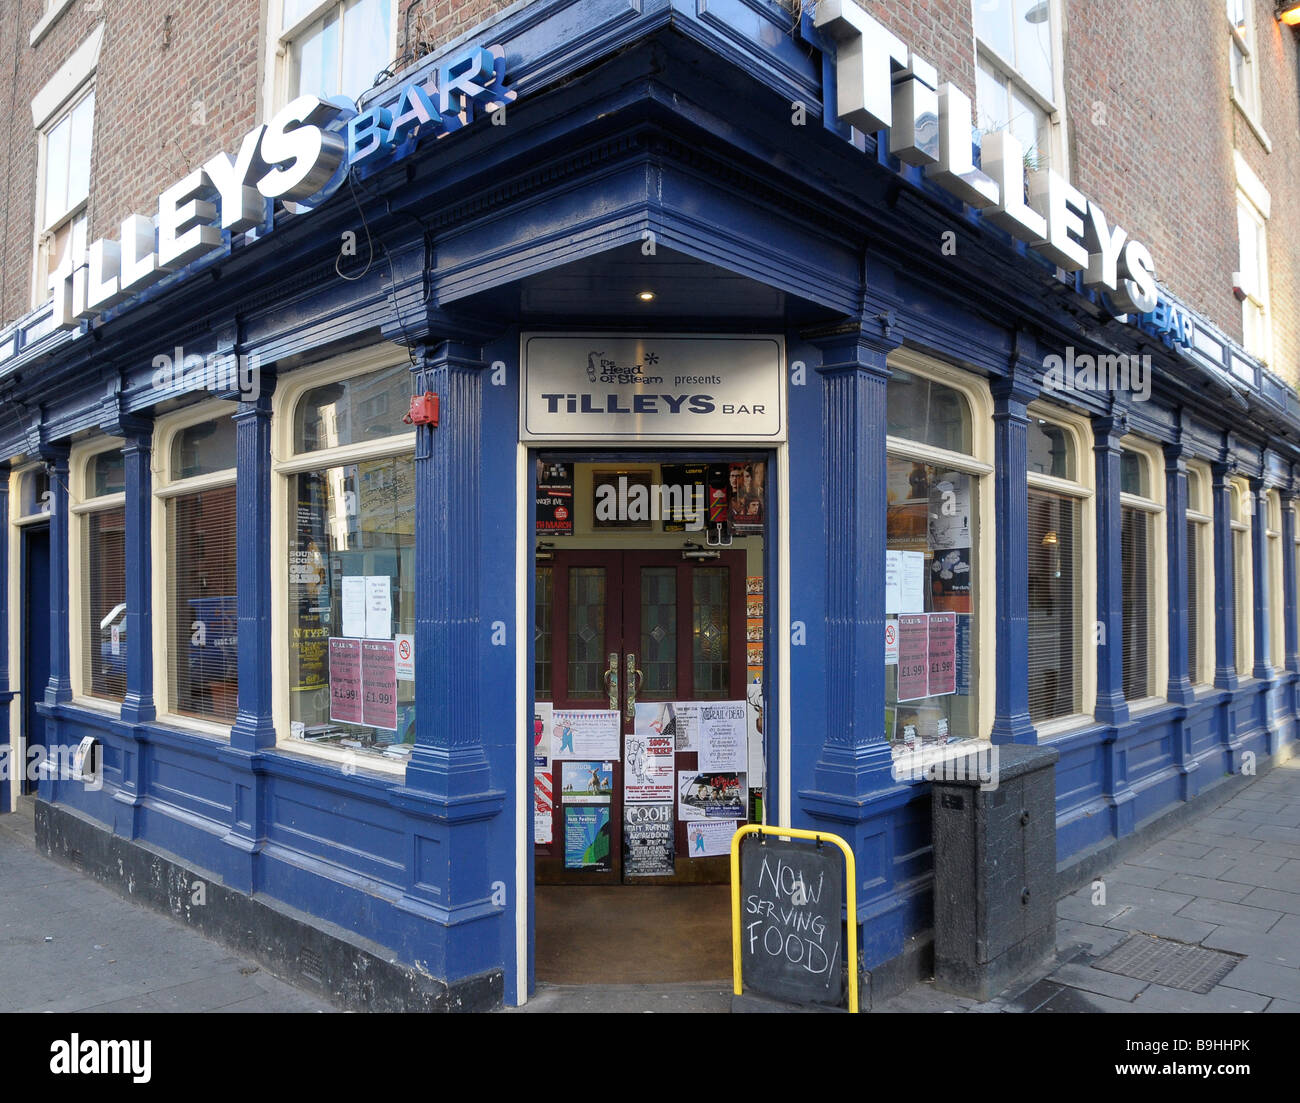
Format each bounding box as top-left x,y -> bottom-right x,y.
35,86 -> 94,307
1236,189 -> 1270,363
1227,0 -> 1261,120
271,0 -> 394,110
973,0 -> 1063,173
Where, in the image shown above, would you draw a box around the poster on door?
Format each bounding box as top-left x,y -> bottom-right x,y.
697,702 -> 747,772
678,771 -> 746,821
623,803 -> 675,876
686,819 -> 738,859
533,702 -> 553,770
551,709 -> 620,760
626,716 -> 675,803
564,806 -> 611,871
561,761 -> 613,803
534,771 -> 553,845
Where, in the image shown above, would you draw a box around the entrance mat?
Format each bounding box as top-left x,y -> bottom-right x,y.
1093,934 -> 1242,994
535,885 -> 732,985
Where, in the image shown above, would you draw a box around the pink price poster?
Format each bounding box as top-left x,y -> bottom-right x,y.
328,638 -> 363,724
361,640 -> 399,730
896,614 -> 929,702
927,613 -> 957,697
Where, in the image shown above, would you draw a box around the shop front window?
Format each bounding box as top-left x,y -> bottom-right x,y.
283,360 -> 415,759
1186,463 -> 1215,686
885,365 -> 986,762
75,445 -> 127,702
1230,480 -> 1253,677
1119,443 -> 1164,702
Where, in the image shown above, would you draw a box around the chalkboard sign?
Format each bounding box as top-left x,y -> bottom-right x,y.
738,834 -> 845,1007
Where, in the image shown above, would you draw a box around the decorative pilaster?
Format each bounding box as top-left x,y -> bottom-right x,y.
0,462 -> 10,815
1091,411 -> 1128,727
990,358 -> 1039,745
43,446 -> 72,706
808,319 -> 899,797
1164,437 -> 1194,706
1250,476 -> 1272,681
1211,459 -> 1238,691
1281,486 -> 1299,676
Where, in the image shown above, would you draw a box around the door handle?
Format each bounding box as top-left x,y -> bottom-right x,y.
625,652 -> 643,721
603,651 -> 619,712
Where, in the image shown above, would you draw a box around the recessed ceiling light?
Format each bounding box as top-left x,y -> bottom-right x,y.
637,290 -> 656,302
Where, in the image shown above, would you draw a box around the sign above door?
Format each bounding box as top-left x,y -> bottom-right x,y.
520,334 -> 786,443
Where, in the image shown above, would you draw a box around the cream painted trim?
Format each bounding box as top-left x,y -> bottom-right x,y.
30,23 -> 103,127
1120,434 -> 1167,701
1267,489 -> 1284,670
1028,400 -> 1097,726
1187,459 -> 1216,686
67,436 -> 125,704
775,441 -> 791,825
1234,151 -> 1271,220
269,343 -> 412,769
1230,476 -> 1254,676
887,347 -> 996,741
30,0 -> 75,47
513,443 -> 528,1006
151,400 -> 239,735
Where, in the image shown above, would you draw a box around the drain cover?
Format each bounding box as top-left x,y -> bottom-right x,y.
1093,934 -> 1241,994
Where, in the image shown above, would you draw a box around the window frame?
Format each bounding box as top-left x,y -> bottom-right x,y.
1025,401 -> 1096,735
32,82 -> 95,310
1227,0 -> 1267,138
68,436 -> 127,711
1117,436 -> 1167,706
1236,188 -> 1270,365
262,0 -> 399,117
1185,460 -> 1216,687
972,0 -> 1070,177
1266,488 -> 1283,671
270,344 -> 416,774
151,399 -> 241,738
1229,477 -> 1254,678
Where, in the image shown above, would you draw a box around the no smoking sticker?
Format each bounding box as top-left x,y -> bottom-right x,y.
396,634 -> 415,681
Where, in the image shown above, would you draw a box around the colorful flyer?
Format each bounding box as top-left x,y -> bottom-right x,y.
564,806 -> 611,870
685,819 -> 737,858
361,639 -> 398,729
697,702 -> 747,772
328,637 -> 362,724
954,615 -> 972,696
561,760 -> 614,803
534,771 -> 553,845
678,770 -> 746,821
927,612 -> 957,697
532,702 -> 553,769
626,713 -> 675,802
535,460 -> 574,535
551,709 -> 620,760
623,803 -> 675,876
896,614 -> 929,702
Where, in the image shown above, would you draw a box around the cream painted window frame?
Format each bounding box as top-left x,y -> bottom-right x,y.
1185,460 -> 1216,687
270,343 -> 415,776
68,436 -> 126,712
1118,437 -> 1167,706
1266,488 -> 1283,671
885,348 -> 996,747
1026,402 -> 1096,736
151,399 -> 240,738
1229,478 -> 1254,678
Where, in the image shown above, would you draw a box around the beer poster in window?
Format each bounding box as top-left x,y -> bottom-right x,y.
535,460 -> 574,535
660,463 -> 708,532
360,639 -> 398,730
927,613 -> 957,697
328,638 -> 363,724
896,614 -> 929,702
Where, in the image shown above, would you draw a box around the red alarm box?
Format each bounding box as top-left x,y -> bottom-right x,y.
404,392 -> 439,426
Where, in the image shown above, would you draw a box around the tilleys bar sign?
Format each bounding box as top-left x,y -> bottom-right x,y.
49,46 -> 513,331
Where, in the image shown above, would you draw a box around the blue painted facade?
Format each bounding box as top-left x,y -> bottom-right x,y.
1,0 -> 1297,1006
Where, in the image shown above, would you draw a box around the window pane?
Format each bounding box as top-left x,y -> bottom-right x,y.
1187,520 -> 1200,683
535,566 -> 553,699
1120,449 -> 1146,497
67,91 -> 95,209
1009,86 -> 1048,170
1027,417 -> 1073,480
1014,0 -> 1053,100
340,0 -> 392,102
283,0 -> 319,26
291,7 -> 340,100
1234,528 -> 1249,675
887,370 -> 972,454
21,467 -> 50,516
886,458 -> 977,751
692,567 -> 729,699
44,113 -> 70,226
1121,506 -> 1151,699
567,568 -> 607,699
294,364 -> 411,452
90,448 -> 124,497
169,487 -> 239,722
640,566 -> 677,697
1028,489 -> 1079,721
974,0 -> 1014,62
83,506 -> 126,702
171,415 -> 237,478
1186,468 -> 1201,510
975,59 -> 1008,135
287,455 -> 416,753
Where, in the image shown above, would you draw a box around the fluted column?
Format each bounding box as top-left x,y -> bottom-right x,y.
1164,437 -> 1193,706
43,446 -> 72,706
1091,411 -> 1128,727
1211,459 -> 1238,691
1281,486 -> 1299,675
1250,476 -> 1272,681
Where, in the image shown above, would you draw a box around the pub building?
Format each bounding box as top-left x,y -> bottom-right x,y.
1,0 -> 1296,1010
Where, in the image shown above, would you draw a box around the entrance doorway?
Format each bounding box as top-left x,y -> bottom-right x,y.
21,525 -> 51,796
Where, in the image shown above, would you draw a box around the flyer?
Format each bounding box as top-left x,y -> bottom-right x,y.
697,701 -> 747,772
551,709 -> 620,760
625,714 -> 675,802
534,771 -> 553,845
328,637 -> 362,724
561,760 -> 614,803
678,771 -> 746,821
927,612 -> 957,697
365,576 -> 392,639
532,702 -> 553,769
685,819 -> 738,859
899,551 -> 926,613
564,806 -> 611,870
897,614 -> 929,702
927,471 -> 972,550
360,639 -> 398,729
623,803 -> 675,876
535,460 -> 574,535
340,576 -> 366,638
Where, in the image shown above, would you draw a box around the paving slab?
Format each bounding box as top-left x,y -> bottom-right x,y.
1218,960 -> 1300,1002
1176,897 -> 1284,932
1049,962 -> 1150,1001
1104,906 -> 1218,944
1200,925 -> 1300,968
1131,983 -> 1268,1013
1156,873 -> 1255,903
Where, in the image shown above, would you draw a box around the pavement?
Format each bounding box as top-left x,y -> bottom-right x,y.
3,757 -> 1299,1013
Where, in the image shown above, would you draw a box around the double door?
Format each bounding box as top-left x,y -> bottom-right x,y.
536,549 -> 748,884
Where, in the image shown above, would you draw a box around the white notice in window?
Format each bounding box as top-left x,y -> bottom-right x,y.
885,549 -> 902,615
365,576 -> 392,639
900,551 -> 926,614
341,576 -> 366,638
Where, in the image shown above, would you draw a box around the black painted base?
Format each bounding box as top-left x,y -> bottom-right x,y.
34,800 -> 503,1013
